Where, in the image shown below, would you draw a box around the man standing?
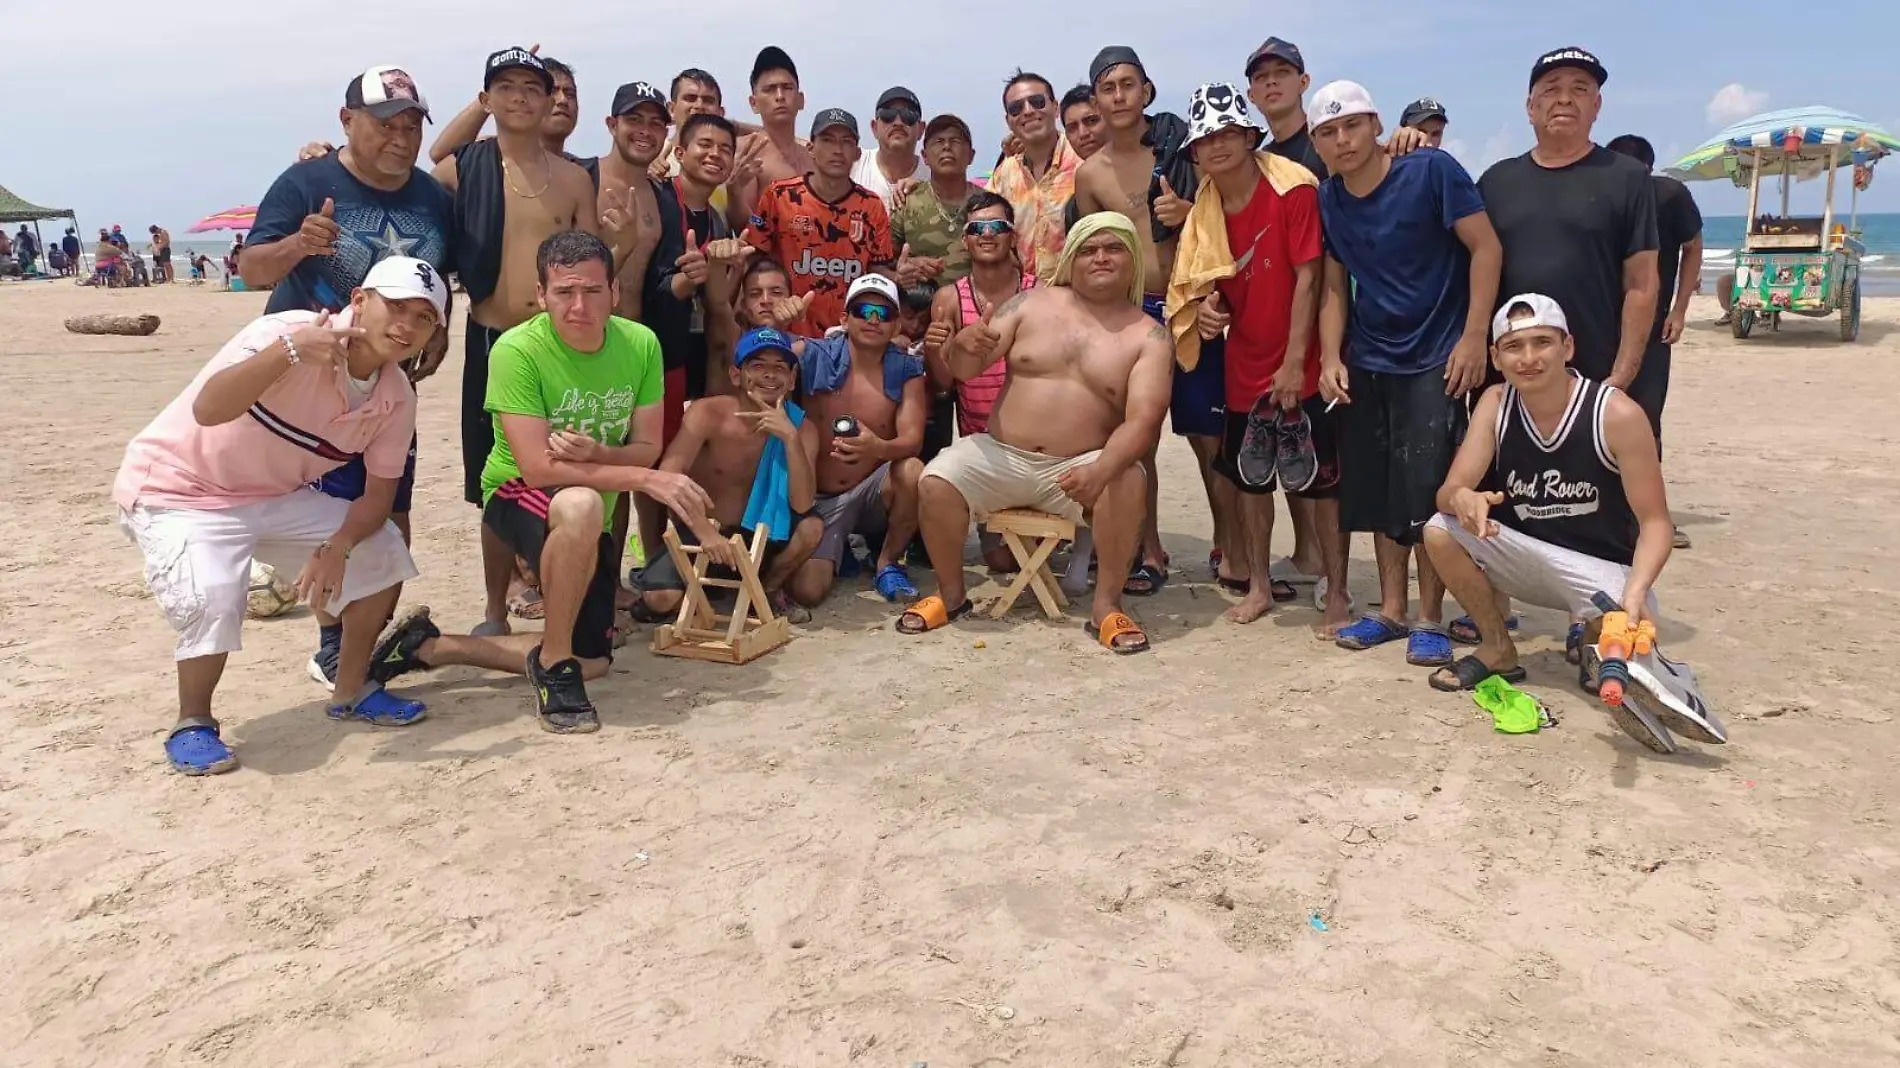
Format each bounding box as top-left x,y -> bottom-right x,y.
1479,48 -> 1658,391
892,114 -> 977,288
369,232 -> 716,735
989,71 -> 1081,279
595,80 -> 673,323
724,46 -> 814,231
242,64 -> 453,685
853,86 -> 924,209
744,108 -> 894,336
60,227 -> 81,276
901,214 -> 1171,653
1307,81 -> 1501,656
430,49 -> 583,168
149,221 -> 174,283
1060,85 -> 1106,161
1400,98 -> 1450,148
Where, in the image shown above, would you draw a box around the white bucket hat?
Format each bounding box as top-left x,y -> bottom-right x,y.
1186,82 -> 1263,146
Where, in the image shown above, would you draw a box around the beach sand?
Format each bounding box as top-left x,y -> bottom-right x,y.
2,280 -> 1896,1067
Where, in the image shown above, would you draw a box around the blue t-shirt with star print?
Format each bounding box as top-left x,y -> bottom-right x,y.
248,153 -> 455,316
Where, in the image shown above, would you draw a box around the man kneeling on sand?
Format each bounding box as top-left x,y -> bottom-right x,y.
369,232 -> 717,735
899,212 -> 1173,652
113,257 -> 447,775
638,327 -> 825,623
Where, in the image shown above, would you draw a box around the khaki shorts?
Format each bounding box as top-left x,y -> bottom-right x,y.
922,433 -> 1100,525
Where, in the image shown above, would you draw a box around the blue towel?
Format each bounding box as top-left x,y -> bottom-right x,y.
741,400 -> 806,542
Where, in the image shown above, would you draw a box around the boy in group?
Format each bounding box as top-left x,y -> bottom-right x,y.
637,327 -> 825,623
1306,80 -> 1501,661
369,232 -> 717,735
784,274 -> 929,607
113,257 -> 448,776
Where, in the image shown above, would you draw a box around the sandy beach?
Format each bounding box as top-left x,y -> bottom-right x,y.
2,279 -> 1896,1067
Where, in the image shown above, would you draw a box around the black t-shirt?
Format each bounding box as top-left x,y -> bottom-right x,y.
1267,124 -> 1329,181
1478,147 -> 1658,380
1653,174 -> 1703,328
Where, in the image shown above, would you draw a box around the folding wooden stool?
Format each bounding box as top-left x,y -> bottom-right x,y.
984,509 -> 1076,620
650,522 -> 792,664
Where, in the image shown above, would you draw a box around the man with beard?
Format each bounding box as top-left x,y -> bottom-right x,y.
724,47 -> 815,232
988,71 -> 1081,280
853,86 -> 925,209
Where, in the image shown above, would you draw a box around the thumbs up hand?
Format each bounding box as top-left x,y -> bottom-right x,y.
675,228 -> 709,285
297,197 -> 340,256
768,290 -> 816,330
954,303 -> 1004,366
1196,290 -> 1231,340
1153,175 -> 1190,229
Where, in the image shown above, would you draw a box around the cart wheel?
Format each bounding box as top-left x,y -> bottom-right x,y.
1731,309 -> 1755,339
1839,275 -> 1860,342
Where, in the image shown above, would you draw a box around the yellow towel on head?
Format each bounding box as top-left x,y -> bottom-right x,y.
1053,210 -> 1144,305
1164,151 -> 1319,370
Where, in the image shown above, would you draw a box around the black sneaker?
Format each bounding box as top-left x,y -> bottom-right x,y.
368,606 -> 440,685
306,631 -> 341,688
1274,404 -> 1319,493
527,643 -> 600,734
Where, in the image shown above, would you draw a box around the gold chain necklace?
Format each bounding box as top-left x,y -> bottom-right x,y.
504,151 -> 553,199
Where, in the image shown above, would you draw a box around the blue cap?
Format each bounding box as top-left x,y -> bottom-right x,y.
735,327 -> 797,368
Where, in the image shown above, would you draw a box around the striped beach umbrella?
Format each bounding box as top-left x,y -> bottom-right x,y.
1667,107 -> 1900,186
187,205 -> 258,233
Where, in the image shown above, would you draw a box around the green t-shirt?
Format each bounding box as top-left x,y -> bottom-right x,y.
481,313 -> 665,529
890,183 -> 971,286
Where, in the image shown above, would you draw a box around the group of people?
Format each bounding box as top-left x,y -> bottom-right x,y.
114,38 -> 1717,776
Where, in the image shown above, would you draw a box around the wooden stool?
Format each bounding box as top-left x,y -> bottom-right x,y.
985,509 -> 1076,620
651,522 -> 792,664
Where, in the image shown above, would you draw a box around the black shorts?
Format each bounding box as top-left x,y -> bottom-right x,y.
1214,394 -> 1341,498
920,391 -> 955,466
1339,363 -> 1468,545
1625,340 -> 1670,454
155,248 -> 171,264
639,523 -> 802,592
482,480 -> 619,661
462,321 -> 506,505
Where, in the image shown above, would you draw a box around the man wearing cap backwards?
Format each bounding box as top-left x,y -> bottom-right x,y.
1307,80 -> 1502,661
112,257 -> 448,775
638,326 -> 824,623
901,213 -> 1172,654
725,47 -> 816,232
989,70 -> 1082,279
1400,98 -> 1449,147
1421,297 -> 1682,739
369,231 -> 718,736
1479,47 -> 1658,393
743,108 -> 896,336
243,64 -> 456,688
852,86 -> 925,209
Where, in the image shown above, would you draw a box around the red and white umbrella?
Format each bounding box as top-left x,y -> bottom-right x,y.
187,205 -> 257,233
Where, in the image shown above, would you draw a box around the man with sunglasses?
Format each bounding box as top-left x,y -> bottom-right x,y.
784,274 -> 929,607
853,86 -> 925,210
892,114 -> 978,289
989,71 -> 1081,279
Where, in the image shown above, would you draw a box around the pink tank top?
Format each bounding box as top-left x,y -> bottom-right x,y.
954,272 -> 1034,436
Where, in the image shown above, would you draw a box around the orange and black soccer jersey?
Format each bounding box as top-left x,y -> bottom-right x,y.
744,176 -> 894,334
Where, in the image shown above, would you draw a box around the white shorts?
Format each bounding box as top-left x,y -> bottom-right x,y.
1424,513 -> 1659,619
119,487 -> 417,661
922,433 -> 1102,526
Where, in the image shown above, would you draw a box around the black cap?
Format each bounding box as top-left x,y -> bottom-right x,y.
1530,46 -> 1607,90
611,81 -> 669,119
809,107 -> 859,140
1244,37 -> 1305,77
1089,45 -> 1148,89
876,85 -> 921,111
1400,97 -> 1448,128
750,45 -> 798,88
923,113 -> 972,143
485,47 -> 553,92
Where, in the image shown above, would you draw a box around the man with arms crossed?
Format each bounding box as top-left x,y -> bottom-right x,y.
371,232 -> 715,735
113,258 -> 447,775
1307,81 -> 1501,659
901,213 -> 1171,654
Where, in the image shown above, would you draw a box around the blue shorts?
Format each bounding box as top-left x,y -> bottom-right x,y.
317,436 -> 418,513
1170,330 -> 1226,439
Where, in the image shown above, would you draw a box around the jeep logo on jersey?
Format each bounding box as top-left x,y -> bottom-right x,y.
791,247 -> 866,281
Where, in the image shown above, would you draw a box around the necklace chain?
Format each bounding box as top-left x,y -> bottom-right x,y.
504,150 -> 553,199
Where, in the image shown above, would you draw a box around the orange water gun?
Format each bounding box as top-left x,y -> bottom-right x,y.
1595,611 -> 1657,707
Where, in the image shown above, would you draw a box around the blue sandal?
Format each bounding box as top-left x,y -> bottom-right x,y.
1407,626 -> 1455,667
165,718 -> 239,776
874,563 -> 920,603
1334,613 -> 1409,651
327,685 -> 428,727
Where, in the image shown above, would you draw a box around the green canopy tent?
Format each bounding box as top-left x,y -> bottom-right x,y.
0,183 -> 80,275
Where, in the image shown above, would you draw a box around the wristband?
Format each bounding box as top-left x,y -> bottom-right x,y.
316,540 -> 350,559
283,336 -> 301,365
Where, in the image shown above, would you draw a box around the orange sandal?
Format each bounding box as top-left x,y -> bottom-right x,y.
1086,612 -> 1151,655
896,595 -> 974,635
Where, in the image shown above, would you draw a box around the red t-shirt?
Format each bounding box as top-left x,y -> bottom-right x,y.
1215,176 -> 1323,410
742,176 -> 894,335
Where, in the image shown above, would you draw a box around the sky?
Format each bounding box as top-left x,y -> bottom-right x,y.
4,0 -> 1898,238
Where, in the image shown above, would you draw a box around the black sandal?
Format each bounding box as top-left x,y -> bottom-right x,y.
1428,654 -> 1528,693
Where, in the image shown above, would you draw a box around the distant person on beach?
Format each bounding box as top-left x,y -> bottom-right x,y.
112,256 -> 448,775
61,227 -> 81,270
189,252 -> 214,283
13,226 -> 37,273
723,47 -> 815,233
109,224 -> 129,251
148,225 -> 173,282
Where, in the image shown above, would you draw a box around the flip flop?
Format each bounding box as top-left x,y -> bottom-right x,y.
327,685 -> 428,727
1672,526 -> 1692,550
769,590 -> 813,625
1565,621 -> 1589,666
896,595 -> 973,634
1334,613 -> 1408,651
1123,562 -> 1168,597
1407,626 -> 1455,667
1086,611 -> 1151,655
874,563 -> 921,603
1270,558 -> 1322,585
1449,613 -> 1520,645
1428,654 -> 1528,693
1216,574 -> 1251,596
164,718 -> 238,776
508,585 -> 546,621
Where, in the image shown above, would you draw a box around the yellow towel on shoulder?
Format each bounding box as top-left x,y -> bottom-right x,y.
1165,151 -> 1319,371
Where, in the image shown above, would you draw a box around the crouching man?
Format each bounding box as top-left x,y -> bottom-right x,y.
113,257 -> 447,775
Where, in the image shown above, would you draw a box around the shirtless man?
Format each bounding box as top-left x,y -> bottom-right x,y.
900,213 -> 1170,651
638,327 -> 824,622
429,46 -> 580,165
595,81 -> 673,323
725,46 -> 815,232
148,224 -> 174,282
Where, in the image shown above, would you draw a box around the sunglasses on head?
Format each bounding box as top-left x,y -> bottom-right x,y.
964,218 -> 1014,237
848,301 -> 896,323
1005,93 -> 1050,117
876,105 -> 921,125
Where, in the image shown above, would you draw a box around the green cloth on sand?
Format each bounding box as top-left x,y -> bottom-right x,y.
1473,675 -> 1544,734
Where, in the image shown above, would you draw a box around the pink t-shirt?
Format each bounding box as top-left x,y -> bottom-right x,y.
112,309 -> 417,511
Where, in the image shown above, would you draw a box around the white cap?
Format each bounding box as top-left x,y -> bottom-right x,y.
1491,293 -> 1570,342
1306,80 -> 1379,133
1186,82 -> 1263,146
844,273 -> 901,307
361,256 -> 448,322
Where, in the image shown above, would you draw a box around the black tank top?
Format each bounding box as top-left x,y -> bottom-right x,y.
1493,373 -> 1637,565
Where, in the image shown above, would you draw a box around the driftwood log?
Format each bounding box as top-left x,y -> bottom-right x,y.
65,314 -> 161,336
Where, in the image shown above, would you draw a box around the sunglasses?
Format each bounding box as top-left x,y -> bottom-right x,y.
1004,93 -> 1050,117
964,219 -> 1014,238
876,105 -> 921,125
848,301 -> 896,323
